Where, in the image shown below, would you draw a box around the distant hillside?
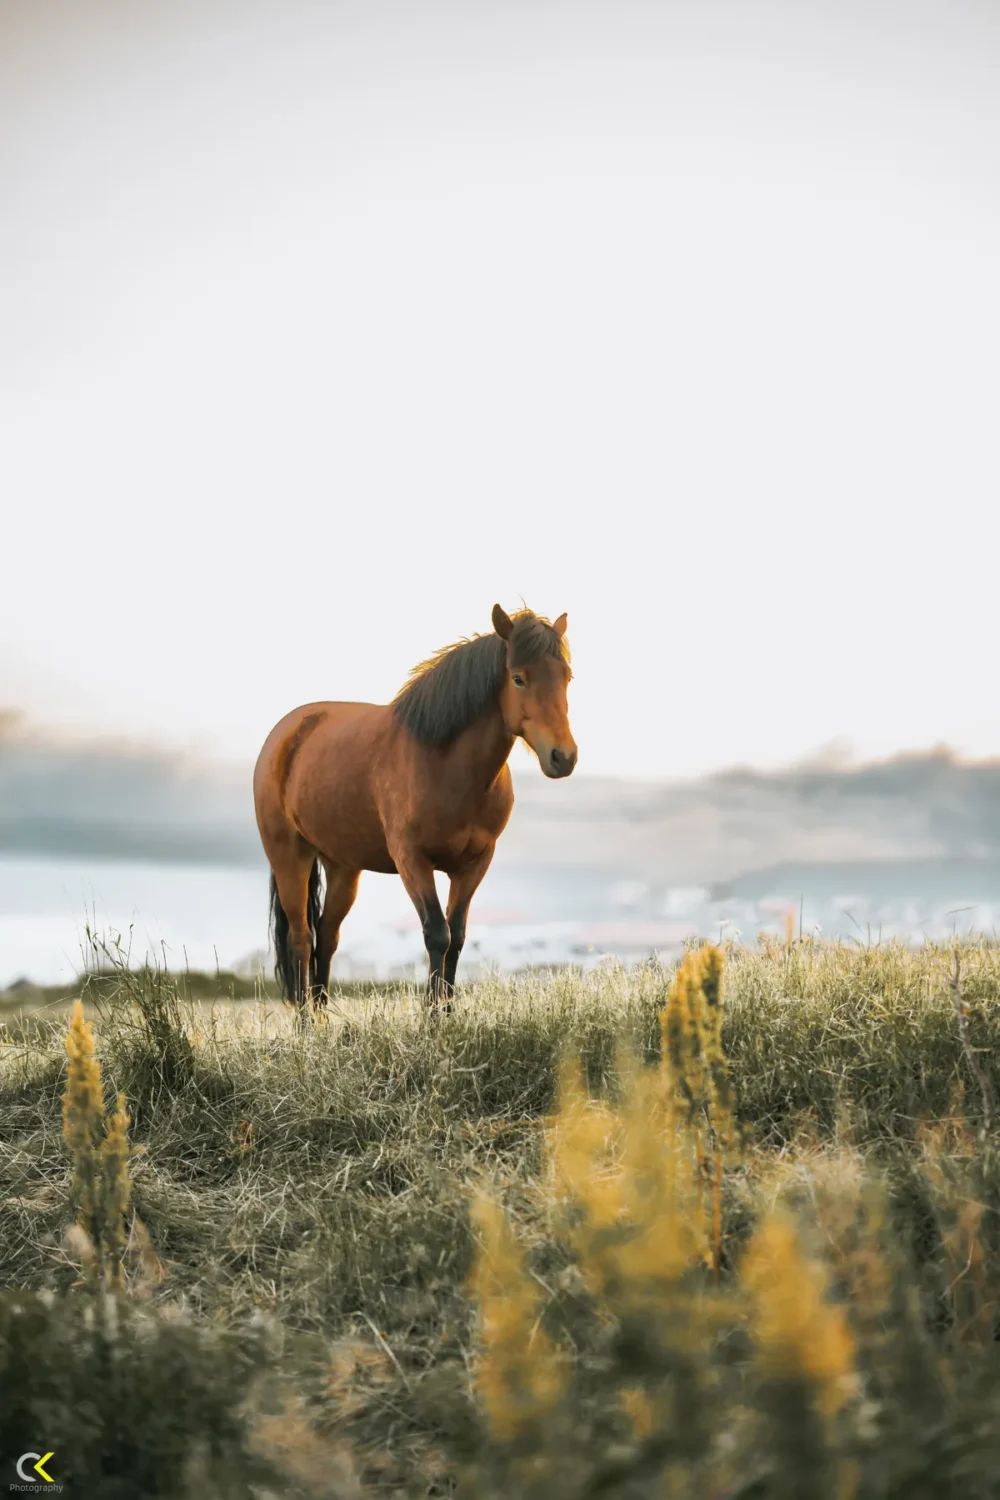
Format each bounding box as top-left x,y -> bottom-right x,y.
0,712 -> 257,865
721,855 -> 1000,904
3,712 -> 1000,888
501,746 -> 1000,882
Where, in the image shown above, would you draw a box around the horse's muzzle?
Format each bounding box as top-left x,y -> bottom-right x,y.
546,746 -> 578,778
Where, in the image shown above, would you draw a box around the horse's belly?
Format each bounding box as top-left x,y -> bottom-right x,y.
362,846 -> 398,875
311,810 -> 395,874
292,772 -> 392,872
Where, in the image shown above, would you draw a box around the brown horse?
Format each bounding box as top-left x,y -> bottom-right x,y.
253,604 -> 577,1009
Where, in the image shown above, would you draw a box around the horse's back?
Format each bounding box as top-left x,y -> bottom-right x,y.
255,700 -> 379,783
254,699 -> 515,877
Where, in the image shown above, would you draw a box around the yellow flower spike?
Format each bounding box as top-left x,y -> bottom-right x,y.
621,1385 -> 654,1438
549,1063 -> 618,1213
62,1000 -> 134,1293
742,1213 -> 857,1419
63,1000 -> 104,1151
468,1191 -> 565,1442
101,1093 -> 132,1289
698,944 -> 724,1020
617,1076 -> 707,1291
682,968 -> 706,1095
660,950 -> 713,1121
547,1061 -> 628,1300
697,945 -> 734,1142
659,962 -> 690,1087
63,1001 -> 106,1279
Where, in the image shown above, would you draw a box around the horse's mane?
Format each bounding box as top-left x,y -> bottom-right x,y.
392,610 -> 568,749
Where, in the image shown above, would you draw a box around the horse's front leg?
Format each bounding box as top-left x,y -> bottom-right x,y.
444,845 -> 496,994
392,846 -> 451,1007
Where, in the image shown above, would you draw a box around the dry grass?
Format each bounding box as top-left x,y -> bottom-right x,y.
2,939 -> 1000,1495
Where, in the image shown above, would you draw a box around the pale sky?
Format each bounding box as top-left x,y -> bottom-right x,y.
3,0 -> 999,780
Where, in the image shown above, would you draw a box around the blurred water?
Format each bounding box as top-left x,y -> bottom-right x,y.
0,856 -> 419,985
0,855 -> 615,985
5,853 -> 1000,988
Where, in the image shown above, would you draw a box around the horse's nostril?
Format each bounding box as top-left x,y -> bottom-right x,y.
550,748 -> 563,770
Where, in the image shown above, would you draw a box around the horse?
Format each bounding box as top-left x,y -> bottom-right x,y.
253,604 -> 577,1010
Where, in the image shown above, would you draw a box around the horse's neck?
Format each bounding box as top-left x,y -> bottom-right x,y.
456,704 -> 515,791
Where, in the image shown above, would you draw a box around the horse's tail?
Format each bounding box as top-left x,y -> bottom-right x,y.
269,861 -> 323,1003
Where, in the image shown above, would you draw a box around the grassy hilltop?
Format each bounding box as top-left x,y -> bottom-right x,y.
3,941 -> 1000,1497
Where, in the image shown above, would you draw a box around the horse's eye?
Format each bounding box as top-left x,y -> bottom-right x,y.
512,673 -> 526,689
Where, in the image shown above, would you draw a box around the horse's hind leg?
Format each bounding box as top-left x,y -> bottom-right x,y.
270,838 -> 320,1011
314,861 -> 361,998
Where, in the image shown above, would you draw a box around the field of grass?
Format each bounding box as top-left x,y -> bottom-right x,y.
0,968 -> 398,1021
3,939 -> 1000,1497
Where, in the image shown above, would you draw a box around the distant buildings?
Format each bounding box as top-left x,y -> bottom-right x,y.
321,881 -> 1000,979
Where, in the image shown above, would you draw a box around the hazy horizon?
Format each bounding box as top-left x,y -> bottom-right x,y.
2,702 -> 994,785
5,723 -> 1000,985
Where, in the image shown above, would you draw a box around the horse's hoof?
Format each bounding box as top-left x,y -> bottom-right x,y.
423,990 -> 452,1016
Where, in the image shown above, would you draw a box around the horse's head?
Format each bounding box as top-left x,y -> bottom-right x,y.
492,604 -> 577,778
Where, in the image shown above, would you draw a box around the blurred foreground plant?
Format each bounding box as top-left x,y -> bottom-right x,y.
466,946 -> 759,1495
464,945 -> 1000,1499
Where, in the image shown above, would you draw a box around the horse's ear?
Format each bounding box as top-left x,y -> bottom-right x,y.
492,604 -> 513,640
552,612 -> 568,638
